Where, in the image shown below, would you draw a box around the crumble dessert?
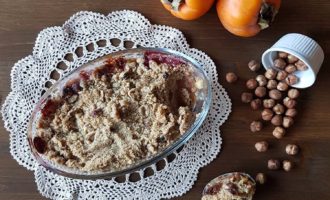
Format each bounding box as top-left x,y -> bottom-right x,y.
202,172 -> 256,200
33,52 -> 197,172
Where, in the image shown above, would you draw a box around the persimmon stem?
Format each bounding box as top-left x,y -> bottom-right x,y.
258,3 -> 278,30
163,0 -> 184,11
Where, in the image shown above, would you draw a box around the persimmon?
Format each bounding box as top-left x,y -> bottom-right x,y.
216,0 -> 281,37
161,0 -> 215,20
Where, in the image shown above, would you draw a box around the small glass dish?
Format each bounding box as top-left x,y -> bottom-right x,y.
27,47 -> 212,179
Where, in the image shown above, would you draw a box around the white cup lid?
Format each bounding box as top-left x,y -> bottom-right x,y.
262,33 -> 324,88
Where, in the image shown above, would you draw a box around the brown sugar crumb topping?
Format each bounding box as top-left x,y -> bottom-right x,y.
35,54 -> 197,172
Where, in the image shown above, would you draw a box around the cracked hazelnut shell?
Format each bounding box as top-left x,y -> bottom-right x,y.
276,71 -> 288,81
267,79 -> 278,90
268,159 -> 281,170
241,92 -> 253,103
262,109 -> 274,121
248,60 -> 261,71
251,99 -> 262,110
265,68 -> 277,79
277,82 -> 289,91
283,116 -> 294,128
256,75 -> 267,86
285,64 -> 297,73
255,86 -> 267,98
269,89 -> 282,100
255,141 -> 269,152
271,115 -> 283,126
250,121 -> 263,132
288,89 -> 300,99
226,72 -> 238,83
255,173 -> 267,184
283,160 -> 294,172
287,54 -> 299,64
274,58 -> 287,70
278,52 -> 288,59
246,79 -> 258,90
263,99 -> 275,108
285,144 -> 299,155
273,126 -> 286,139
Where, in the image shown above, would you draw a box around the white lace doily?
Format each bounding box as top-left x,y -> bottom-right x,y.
1,10 -> 231,200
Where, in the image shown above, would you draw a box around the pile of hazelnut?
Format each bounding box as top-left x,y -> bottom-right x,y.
240,52 -> 307,138
225,51 -> 307,183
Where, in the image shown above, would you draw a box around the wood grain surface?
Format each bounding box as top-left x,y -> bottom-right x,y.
0,0 -> 330,199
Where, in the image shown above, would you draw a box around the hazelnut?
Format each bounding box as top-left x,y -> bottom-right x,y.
263,99 -> 275,108
268,159 -> 281,170
288,88 -> 300,99
255,86 -> 267,98
285,108 -> 297,117
283,160 -> 294,172
277,82 -> 289,91
250,121 -> 263,132
287,54 -> 299,64
251,99 -> 262,110
276,71 -> 288,81
273,58 -> 287,70
278,51 -> 288,59
286,74 -> 299,85
262,109 -> 274,121
283,97 -> 297,108
285,64 -> 297,73
255,141 -> 269,152
241,92 -> 253,103
256,75 -> 267,86
295,60 -> 308,71
248,60 -> 261,71
285,144 -> 299,155
269,89 -> 282,100
267,79 -> 278,90
273,103 -> 285,115
246,79 -> 258,90
255,173 -> 267,184
273,126 -> 286,139
226,72 -> 238,83
271,115 -> 283,126
283,116 -> 294,128
265,69 -> 277,80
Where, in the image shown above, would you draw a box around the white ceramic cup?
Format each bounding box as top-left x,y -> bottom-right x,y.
262,33 -> 324,88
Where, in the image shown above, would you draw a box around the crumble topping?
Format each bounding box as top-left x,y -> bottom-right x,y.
34,54 -> 197,172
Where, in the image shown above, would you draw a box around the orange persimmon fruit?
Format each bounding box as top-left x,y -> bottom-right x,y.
216,0 -> 281,37
161,0 -> 215,20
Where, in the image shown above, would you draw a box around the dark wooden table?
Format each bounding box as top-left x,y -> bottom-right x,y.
1,0 -> 329,199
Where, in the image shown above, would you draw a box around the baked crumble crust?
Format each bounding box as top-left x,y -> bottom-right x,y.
35,55 -> 196,172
